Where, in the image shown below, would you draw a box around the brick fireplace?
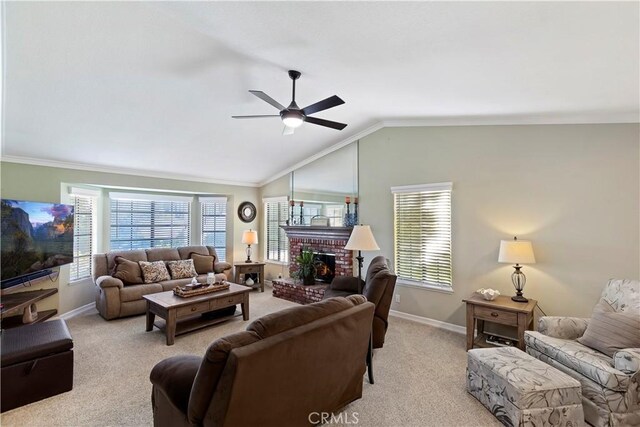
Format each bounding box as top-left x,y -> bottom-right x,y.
272,226 -> 353,304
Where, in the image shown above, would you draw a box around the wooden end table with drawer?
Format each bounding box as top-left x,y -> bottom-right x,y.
234,262 -> 266,292
143,283 -> 250,345
463,294 -> 537,351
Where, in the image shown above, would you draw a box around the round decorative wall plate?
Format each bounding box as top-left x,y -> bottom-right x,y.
238,201 -> 257,223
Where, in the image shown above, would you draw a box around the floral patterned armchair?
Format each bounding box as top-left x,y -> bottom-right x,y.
525,279 -> 640,427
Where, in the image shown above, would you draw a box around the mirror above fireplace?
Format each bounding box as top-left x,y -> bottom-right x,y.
290,141 -> 358,226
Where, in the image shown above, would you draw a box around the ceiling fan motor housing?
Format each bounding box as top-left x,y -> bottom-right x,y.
288,70 -> 301,80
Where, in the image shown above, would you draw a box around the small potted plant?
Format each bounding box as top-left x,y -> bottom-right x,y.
294,249 -> 318,286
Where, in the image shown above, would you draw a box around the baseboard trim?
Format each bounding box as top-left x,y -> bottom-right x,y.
58,302 -> 95,320
389,309 -> 465,335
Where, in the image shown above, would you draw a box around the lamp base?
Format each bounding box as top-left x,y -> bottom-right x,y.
245,245 -> 252,263
511,295 -> 529,303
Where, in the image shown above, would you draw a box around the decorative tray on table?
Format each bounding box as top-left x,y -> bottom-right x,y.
173,282 -> 230,298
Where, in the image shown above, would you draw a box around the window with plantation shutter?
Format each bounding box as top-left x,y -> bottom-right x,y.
70,195 -> 95,281
200,197 -> 227,262
109,194 -> 191,250
264,197 -> 289,263
392,182 -> 452,290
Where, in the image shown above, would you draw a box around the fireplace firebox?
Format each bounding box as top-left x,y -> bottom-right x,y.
314,252 -> 335,283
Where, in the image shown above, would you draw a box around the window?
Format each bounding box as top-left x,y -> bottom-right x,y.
110,193 -> 191,250
325,204 -> 345,227
392,182 -> 452,290
200,197 -> 227,262
70,195 -> 95,281
264,197 -> 289,263
291,202 -> 322,226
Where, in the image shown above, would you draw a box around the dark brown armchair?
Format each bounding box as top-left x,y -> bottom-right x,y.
323,256 -> 397,349
150,296 -> 374,427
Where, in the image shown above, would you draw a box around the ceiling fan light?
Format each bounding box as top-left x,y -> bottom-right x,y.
281,111 -> 304,128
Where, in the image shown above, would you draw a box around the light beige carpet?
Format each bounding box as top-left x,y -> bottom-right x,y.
1,288 -> 500,427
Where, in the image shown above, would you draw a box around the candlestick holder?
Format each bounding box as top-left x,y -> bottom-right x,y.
299,202 -> 304,225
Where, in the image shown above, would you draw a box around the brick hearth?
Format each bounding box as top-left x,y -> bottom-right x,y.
272,279 -> 326,304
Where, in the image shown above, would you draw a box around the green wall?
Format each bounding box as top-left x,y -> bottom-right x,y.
358,123 -> 639,327
0,161 -> 259,314
3,122 -> 639,326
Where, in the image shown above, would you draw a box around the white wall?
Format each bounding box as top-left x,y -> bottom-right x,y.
359,123 -> 639,326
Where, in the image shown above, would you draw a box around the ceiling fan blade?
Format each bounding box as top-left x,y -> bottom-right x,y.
249,90 -> 286,111
282,125 -> 295,136
305,116 -> 347,130
231,115 -> 280,119
301,95 -> 345,116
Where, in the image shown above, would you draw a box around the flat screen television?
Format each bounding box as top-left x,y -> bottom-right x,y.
1,199 -> 74,288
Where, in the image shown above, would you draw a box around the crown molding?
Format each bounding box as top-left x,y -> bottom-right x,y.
260,113 -> 639,187
0,155 -> 260,188
3,115 -> 637,191
381,112 -> 639,128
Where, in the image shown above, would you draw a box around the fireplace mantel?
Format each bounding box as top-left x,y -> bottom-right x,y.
280,225 -> 353,240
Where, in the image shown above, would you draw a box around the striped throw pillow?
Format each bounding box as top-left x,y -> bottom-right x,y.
577,299 -> 640,357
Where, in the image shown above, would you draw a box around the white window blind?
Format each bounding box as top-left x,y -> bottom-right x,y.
264,197 -> 289,262
110,197 -> 191,250
392,182 -> 452,289
200,197 -> 227,262
70,195 -> 94,281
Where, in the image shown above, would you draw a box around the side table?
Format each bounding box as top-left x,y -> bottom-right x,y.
462,293 -> 537,351
234,262 -> 266,292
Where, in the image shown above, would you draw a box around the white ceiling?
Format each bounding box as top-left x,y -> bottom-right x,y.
2,1 -> 638,187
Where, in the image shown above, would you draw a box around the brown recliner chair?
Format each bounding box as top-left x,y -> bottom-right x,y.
150,295 -> 374,427
323,255 -> 397,349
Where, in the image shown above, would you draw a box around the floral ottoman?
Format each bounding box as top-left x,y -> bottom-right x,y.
467,347 -> 585,427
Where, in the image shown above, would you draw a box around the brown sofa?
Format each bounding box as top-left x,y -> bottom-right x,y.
150,295 -> 374,427
93,246 -> 231,320
323,256 -> 397,349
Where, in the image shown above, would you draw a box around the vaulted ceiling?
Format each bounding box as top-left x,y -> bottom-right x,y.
2,1 -> 638,186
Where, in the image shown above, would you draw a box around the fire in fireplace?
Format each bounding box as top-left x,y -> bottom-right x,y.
314,252 -> 336,283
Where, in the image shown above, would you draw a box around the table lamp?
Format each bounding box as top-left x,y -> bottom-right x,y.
242,229 -> 258,263
498,236 -> 536,302
345,225 -> 380,293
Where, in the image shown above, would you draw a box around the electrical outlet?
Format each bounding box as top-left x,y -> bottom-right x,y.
395,294 -> 400,303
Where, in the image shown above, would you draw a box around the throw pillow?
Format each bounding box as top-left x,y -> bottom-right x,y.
112,256 -> 144,285
167,259 -> 198,280
190,253 -> 215,274
577,298 -> 640,357
138,261 -> 171,283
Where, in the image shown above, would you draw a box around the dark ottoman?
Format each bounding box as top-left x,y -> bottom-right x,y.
1,319 -> 74,412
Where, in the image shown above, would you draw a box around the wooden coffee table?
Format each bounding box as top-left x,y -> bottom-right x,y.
143,283 -> 250,345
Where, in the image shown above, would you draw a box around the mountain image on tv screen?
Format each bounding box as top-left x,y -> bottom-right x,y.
1,199 -> 74,281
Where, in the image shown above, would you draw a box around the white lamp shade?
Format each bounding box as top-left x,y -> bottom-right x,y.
242,229 -> 258,245
345,225 -> 380,251
498,239 -> 536,264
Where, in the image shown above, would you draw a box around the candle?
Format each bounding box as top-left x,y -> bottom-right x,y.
345,196 -> 351,204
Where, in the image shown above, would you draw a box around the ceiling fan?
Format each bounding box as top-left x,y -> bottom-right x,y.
232,70 -> 347,135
